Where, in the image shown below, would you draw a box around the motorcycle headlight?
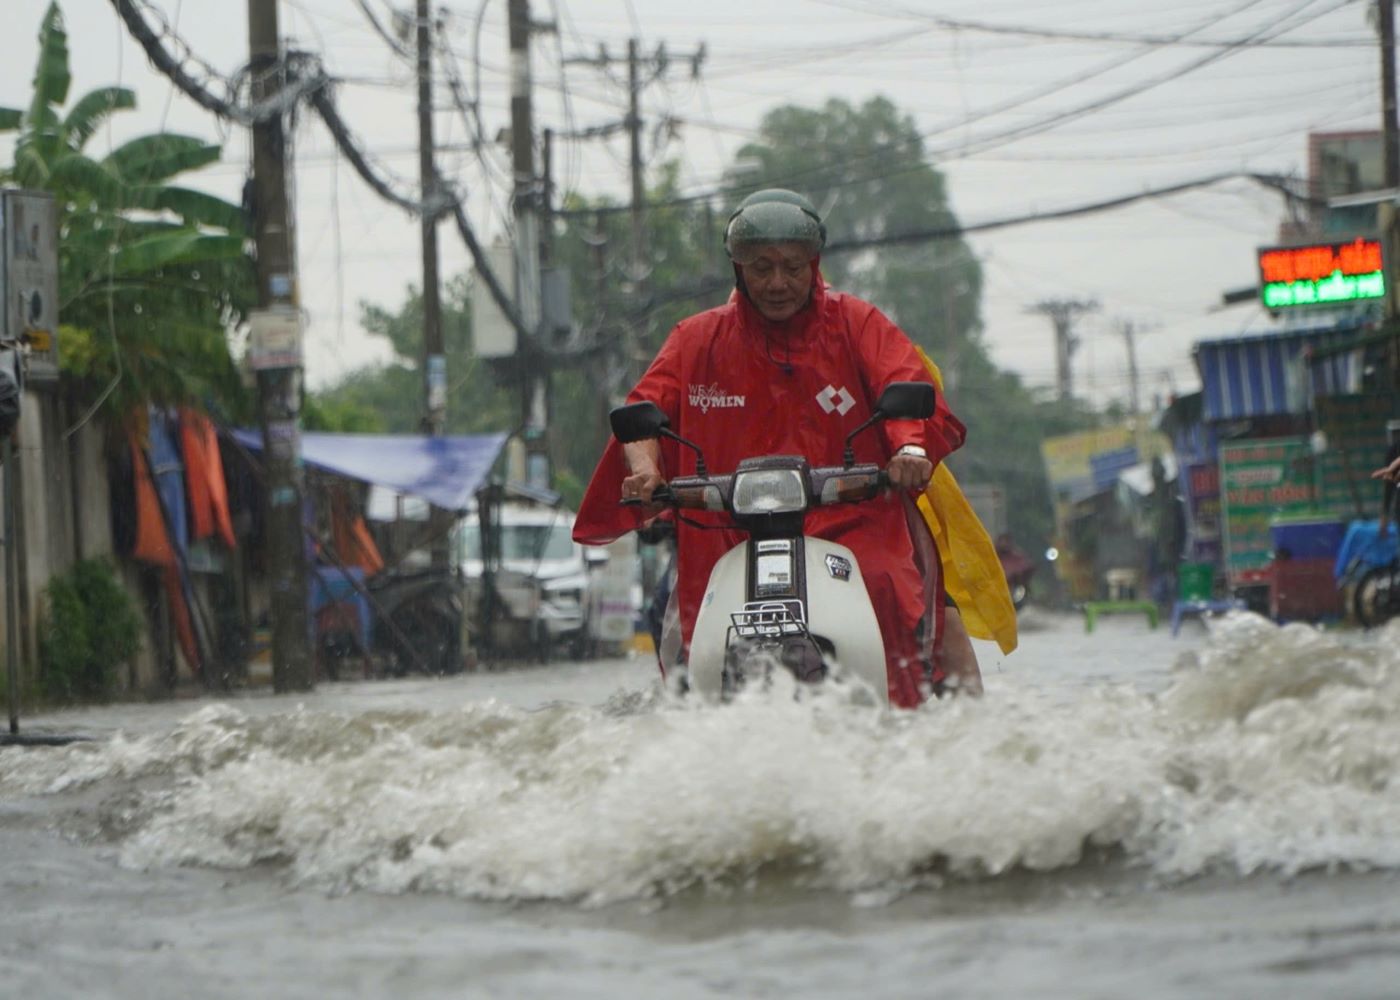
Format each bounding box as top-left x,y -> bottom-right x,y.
731,468 -> 808,515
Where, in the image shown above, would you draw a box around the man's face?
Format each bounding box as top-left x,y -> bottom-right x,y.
736,243 -> 815,322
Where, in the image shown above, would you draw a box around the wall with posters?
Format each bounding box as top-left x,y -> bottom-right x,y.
1183,461 -> 1222,565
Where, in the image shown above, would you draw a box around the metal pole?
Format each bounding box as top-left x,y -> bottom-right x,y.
1382,0 -> 1398,189
5,439 -> 19,735
248,0 -> 312,692
626,38 -> 647,384
1380,1 -> 1400,387
1120,319 -> 1142,417
509,0 -> 548,490
627,38 -> 645,286
417,0 -> 450,569
542,126 -> 554,267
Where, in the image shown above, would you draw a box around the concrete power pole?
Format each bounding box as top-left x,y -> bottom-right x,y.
508,0 -> 548,490
565,38 -> 704,389
1117,318 -> 1143,416
1378,0 -> 1400,384
1382,0 -> 1398,189
1028,299 -> 1098,402
416,0 -> 450,568
627,37 -> 646,325
247,0 -> 311,692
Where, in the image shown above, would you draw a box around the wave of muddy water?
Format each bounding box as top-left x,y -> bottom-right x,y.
3,612 -> 1400,998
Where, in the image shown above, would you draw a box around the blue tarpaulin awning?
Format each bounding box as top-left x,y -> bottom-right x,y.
232,430 -> 508,512
1194,325 -> 1365,423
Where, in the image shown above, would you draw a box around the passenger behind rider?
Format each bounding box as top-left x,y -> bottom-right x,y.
574,188 -> 984,703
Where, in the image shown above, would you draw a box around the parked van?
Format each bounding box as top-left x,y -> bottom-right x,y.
455,494 -> 636,660
456,501 -> 588,655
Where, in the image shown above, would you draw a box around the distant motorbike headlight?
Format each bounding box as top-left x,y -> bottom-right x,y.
731,468 -> 808,515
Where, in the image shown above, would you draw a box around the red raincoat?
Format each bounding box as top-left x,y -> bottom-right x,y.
573,270 -> 966,707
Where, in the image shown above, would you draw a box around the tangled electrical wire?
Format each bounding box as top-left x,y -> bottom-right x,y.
108,0 -> 528,341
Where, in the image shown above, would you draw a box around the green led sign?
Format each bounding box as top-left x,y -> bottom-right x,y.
1257,237 -> 1386,310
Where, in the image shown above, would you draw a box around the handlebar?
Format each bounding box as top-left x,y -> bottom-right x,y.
620,485 -> 674,507
619,465 -> 896,511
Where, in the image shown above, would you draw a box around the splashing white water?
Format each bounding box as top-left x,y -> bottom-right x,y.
3,614 -> 1398,905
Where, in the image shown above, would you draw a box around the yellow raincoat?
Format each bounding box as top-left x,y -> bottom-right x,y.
915,347 -> 1019,655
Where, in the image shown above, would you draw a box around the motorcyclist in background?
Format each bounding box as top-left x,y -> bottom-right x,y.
574,189 -> 986,706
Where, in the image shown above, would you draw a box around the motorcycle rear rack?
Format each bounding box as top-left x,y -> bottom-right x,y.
726,600 -> 810,642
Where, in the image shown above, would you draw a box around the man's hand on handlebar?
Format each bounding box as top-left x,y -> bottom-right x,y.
621,469 -> 667,504
621,439 -> 668,512
886,453 -> 933,490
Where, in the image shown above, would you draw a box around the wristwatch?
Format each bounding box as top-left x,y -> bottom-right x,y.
895,444 -> 928,459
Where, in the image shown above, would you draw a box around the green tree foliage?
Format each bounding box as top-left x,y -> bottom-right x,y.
548,161 -> 729,489
708,96 -> 1099,549
309,273 -> 515,434
38,558 -> 142,703
316,96 -> 1103,550
0,3 -> 254,419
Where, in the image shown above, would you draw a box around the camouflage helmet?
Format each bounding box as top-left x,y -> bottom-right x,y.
723,189 -> 826,262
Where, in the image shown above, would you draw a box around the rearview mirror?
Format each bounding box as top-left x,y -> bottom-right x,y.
875,381 -> 936,421
609,401 -> 669,443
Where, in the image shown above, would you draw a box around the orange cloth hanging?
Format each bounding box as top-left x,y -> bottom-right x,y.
179,409 -> 236,550
130,436 -> 175,568
163,566 -> 201,676
130,431 -> 202,676
329,486 -> 384,577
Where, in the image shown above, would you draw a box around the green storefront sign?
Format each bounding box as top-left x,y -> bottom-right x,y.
1218,437 -> 1316,586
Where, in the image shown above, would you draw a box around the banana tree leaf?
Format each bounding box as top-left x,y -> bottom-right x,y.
126,185 -> 247,233
0,107 -> 20,132
11,143 -> 52,187
105,134 -> 221,185
47,152 -> 124,202
109,231 -> 248,276
27,3 -> 71,125
63,86 -> 136,151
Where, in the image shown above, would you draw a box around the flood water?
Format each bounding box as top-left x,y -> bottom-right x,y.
3,610 -> 1400,999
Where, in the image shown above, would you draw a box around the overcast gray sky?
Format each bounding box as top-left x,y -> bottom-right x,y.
1,0 -> 1384,406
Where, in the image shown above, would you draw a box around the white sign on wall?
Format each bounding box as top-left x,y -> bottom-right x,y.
1,190 -> 60,384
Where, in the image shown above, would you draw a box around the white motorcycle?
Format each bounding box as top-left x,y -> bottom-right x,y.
610,381 -> 937,707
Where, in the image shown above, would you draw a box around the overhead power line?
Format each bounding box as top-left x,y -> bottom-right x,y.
822,171 -> 1310,252
107,0 -> 530,344
560,0 -> 1349,220
809,0 -> 1371,48
351,0 -> 412,60
626,170 -> 1309,321
110,0 -> 329,124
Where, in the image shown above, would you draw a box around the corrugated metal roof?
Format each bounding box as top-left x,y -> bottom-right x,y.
1193,325 -> 1364,422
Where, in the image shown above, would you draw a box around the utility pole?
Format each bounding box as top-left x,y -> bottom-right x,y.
1117,319 -> 1142,416
1028,299 -> 1098,402
416,0 -> 450,569
564,37 -> 705,389
1378,0 -> 1400,385
508,0 -> 548,490
542,126 -> 555,267
627,37 -> 646,317
247,0 -> 311,692
1382,0 -> 1398,189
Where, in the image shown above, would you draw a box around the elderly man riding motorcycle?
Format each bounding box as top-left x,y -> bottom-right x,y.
575,189 -> 993,706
